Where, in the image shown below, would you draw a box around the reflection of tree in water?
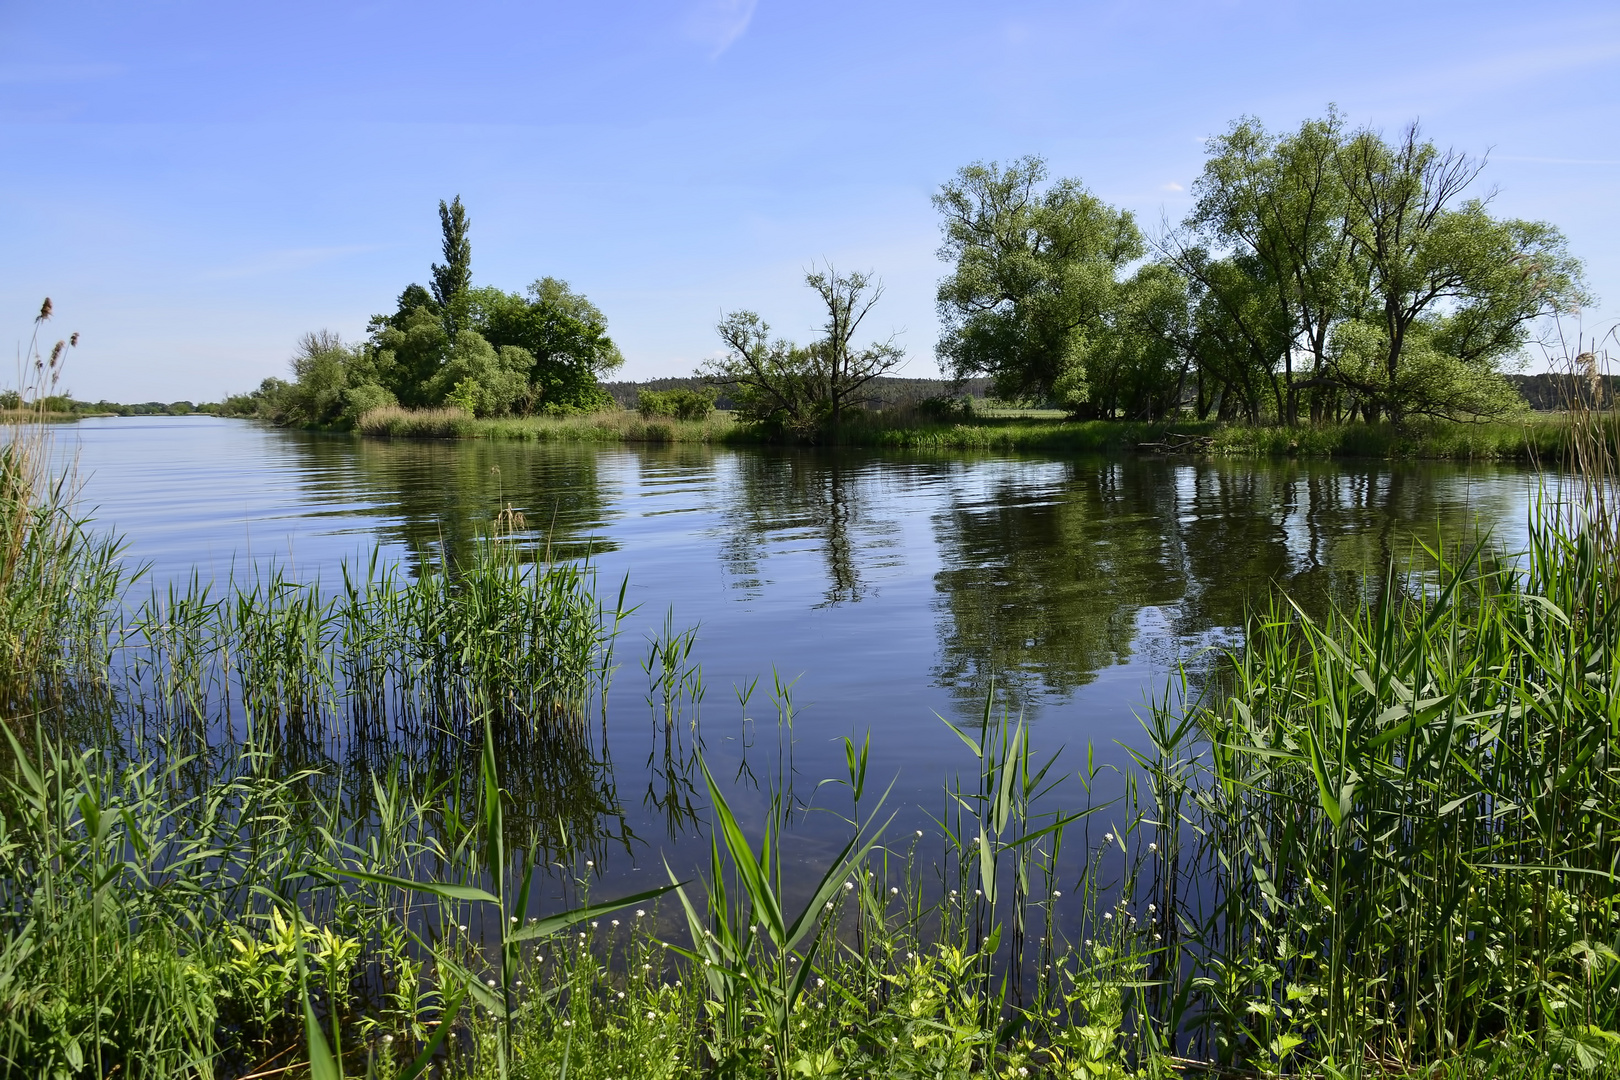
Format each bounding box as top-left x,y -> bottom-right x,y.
714,451 -> 904,608
277,433 -> 620,573
934,456 -> 1523,714
932,459 -> 1186,712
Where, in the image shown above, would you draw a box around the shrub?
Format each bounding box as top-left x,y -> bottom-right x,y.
637,387 -> 715,421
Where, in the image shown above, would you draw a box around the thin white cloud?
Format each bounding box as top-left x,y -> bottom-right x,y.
684,0 -> 759,59
1160,182 -> 1184,192
202,246 -> 376,281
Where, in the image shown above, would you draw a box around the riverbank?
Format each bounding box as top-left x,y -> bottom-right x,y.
353,404 -> 1591,462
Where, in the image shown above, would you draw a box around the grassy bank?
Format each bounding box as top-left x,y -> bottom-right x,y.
357,405 -> 756,445
354,404 -> 1596,462
6,398 -> 1620,1078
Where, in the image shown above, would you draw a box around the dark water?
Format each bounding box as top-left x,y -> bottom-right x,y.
57,416 -> 1542,886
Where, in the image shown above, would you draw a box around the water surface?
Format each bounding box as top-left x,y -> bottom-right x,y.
58,417 -> 1542,880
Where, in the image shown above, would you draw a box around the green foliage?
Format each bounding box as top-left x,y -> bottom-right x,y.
703,265 -> 905,438
1171,111 -> 1589,424
263,202 -> 620,426
467,279 -> 622,412
637,386 -> 714,421
934,155 -> 1144,407
429,332 -> 534,418
432,195 -> 473,336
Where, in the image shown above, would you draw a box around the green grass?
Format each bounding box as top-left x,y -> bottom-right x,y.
352,404 -> 1600,462
356,405 -> 757,445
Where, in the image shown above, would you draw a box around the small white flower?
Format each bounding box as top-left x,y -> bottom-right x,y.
825,902 -> 834,911
586,860 -> 594,867
458,924 -> 468,933
1104,912 -> 1113,921
1085,939 -> 1093,947
816,978 -> 825,987
612,919 -> 620,927
563,1019 -> 573,1027
591,921 -> 599,928
975,889 -> 982,897
646,1010 -> 656,1020
1148,842 -> 1158,852
1154,933 -> 1162,942
617,991 -> 625,999
915,830 -> 923,837
890,887 -> 899,895
383,1034 -> 394,1044
636,909 -> 646,918
844,881 -> 854,891
1052,890 -> 1062,898
1103,832 -> 1113,843
487,978 -> 497,987
1148,904 -> 1157,914
509,916 -> 518,924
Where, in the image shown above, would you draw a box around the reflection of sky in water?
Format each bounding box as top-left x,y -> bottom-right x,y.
56,417 -> 1547,886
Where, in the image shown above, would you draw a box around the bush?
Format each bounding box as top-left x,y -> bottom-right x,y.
338,382 -> 398,427
913,394 -> 976,422
636,387 -> 715,421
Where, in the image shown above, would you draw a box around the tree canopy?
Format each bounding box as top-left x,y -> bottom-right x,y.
935,115 -> 1590,423
702,264 -> 905,438
262,198 -> 621,426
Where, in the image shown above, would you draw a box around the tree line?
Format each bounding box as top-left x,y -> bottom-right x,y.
927,109 -> 1587,424
250,109 -> 1588,432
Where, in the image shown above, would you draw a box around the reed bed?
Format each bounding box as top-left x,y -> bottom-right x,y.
119,542 -> 625,744
356,405 -> 746,445
352,402 -> 1601,462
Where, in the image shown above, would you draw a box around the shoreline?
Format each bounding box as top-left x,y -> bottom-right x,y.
348,406 -> 1593,463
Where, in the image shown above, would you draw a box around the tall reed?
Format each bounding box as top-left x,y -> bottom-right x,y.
1,300 -> 130,709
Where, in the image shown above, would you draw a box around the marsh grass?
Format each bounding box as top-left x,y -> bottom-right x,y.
356,406 -> 748,445
352,402 -> 1600,462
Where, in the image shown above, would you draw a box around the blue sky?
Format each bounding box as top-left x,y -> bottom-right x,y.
3,0 -> 1617,402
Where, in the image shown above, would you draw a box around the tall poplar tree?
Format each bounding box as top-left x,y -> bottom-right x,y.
431,195 -> 473,336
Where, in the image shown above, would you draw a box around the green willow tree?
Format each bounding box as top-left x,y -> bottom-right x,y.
1168,111 -> 1589,423
933,156 -> 1143,408
1333,123 -> 1589,421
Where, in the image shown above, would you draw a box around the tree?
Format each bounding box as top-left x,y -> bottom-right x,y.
1334,123 -> 1589,420
427,331 -> 534,417
804,264 -> 905,431
933,156 -> 1142,405
469,278 -> 623,411
431,195 -> 472,336
1176,111 -> 1359,425
1171,111 -> 1591,424
703,265 -> 904,437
